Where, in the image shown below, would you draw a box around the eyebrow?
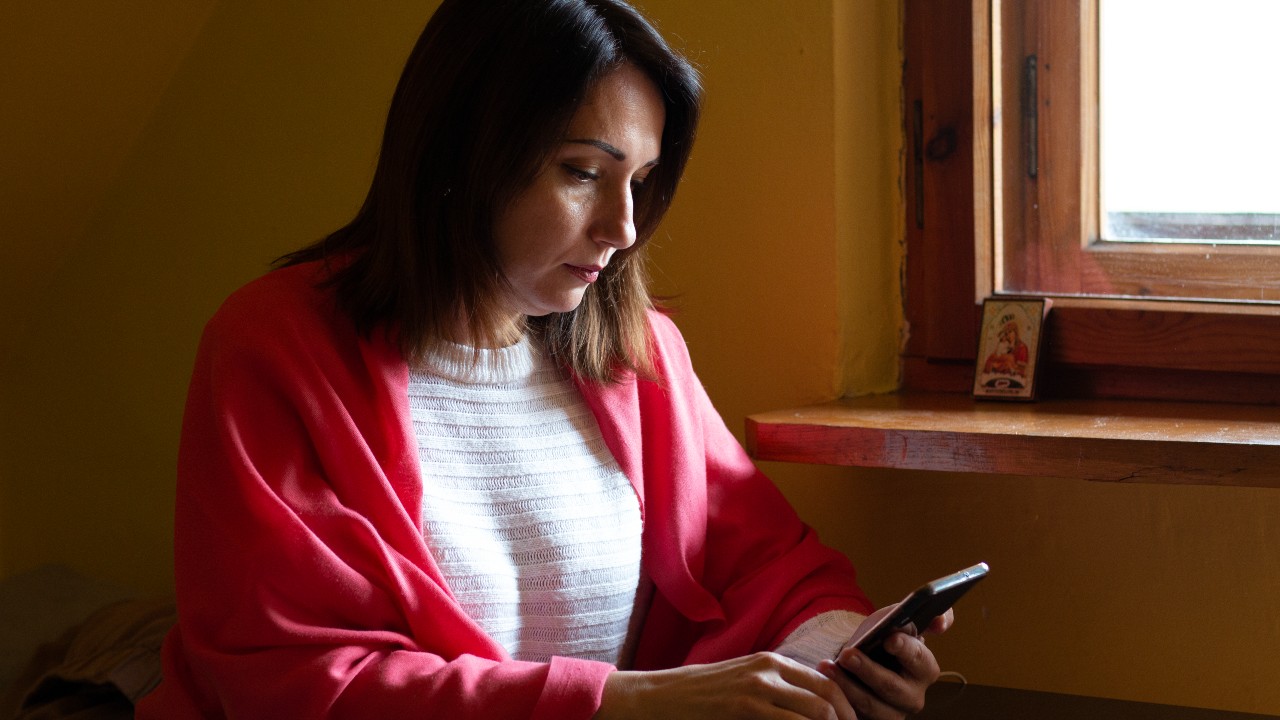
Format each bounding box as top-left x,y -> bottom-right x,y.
567,138 -> 660,167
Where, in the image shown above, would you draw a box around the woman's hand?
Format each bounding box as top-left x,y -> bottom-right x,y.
815,607 -> 953,720
597,652 -> 857,720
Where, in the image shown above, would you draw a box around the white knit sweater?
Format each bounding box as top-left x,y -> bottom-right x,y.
409,337 -> 644,665
409,337 -> 861,669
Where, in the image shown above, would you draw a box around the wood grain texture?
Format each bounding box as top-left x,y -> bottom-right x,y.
903,0 -> 978,362
1046,304 -> 1280,375
746,393 -> 1280,487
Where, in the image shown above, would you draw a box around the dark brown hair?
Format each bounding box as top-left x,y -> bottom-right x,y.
279,0 -> 702,382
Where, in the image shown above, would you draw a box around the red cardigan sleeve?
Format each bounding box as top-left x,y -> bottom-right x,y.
137,265 -> 613,719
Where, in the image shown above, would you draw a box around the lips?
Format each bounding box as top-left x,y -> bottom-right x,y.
566,264 -> 604,284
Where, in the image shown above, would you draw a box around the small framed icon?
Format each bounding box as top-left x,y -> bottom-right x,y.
972,297 -> 1050,400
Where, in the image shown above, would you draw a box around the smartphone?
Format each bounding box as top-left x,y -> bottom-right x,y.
839,562 -> 989,672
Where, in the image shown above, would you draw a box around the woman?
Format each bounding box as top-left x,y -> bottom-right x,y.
137,1 -> 951,718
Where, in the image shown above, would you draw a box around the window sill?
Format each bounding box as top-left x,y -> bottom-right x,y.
745,392 -> 1280,488
914,681 -> 1274,720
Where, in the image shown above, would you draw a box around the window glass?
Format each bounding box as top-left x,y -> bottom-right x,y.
1100,0 -> 1280,243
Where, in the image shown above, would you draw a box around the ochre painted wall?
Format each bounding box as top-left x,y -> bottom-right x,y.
0,1 -> 434,595
2,1 -> 1277,715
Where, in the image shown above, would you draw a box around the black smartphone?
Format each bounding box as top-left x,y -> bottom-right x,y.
839,562 -> 989,672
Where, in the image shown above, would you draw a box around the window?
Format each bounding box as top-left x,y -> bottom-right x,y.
995,0 -> 1280,302
1100,1 -> 1280,245
903,0 -> 1280,404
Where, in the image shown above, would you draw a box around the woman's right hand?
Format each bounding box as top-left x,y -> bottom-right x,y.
595,652 -> 856,720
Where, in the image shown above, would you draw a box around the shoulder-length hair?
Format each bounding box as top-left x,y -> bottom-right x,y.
279,0 -> 702,383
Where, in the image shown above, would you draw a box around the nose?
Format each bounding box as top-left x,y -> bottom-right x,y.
591,183 -> 638,250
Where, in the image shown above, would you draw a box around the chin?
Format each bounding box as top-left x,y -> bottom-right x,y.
535,293 -> 589,316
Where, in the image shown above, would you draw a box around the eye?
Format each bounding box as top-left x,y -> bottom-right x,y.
564,165 -> 599,182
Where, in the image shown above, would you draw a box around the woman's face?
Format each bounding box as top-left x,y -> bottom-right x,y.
494,62 -> 665,321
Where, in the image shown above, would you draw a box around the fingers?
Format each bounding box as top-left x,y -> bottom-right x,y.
757,653 -> 858,720
612,654 -> 859,720
820,656 -> 906,720
925,608 -> 954,635
828,632 -> 940,719
837,632 -> 939,684
888,631 -> 940,684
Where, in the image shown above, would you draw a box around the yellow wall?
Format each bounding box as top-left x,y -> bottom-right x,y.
2,1 -> 1278,715
0,0 -> 433,592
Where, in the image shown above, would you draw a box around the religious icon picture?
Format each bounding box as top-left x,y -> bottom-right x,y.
972,297 -> 1050,400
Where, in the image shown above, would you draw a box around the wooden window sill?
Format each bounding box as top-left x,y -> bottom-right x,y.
745,392 -> 1280,488
914,681 -> 1275,719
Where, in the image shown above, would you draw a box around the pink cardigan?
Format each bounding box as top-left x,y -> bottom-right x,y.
137,261 -> 871,719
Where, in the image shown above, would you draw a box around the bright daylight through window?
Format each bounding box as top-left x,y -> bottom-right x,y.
1100,0 -> 1280,244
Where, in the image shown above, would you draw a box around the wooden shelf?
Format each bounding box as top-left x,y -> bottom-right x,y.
745,393 -> 1280,488
914,682 -> 1277,720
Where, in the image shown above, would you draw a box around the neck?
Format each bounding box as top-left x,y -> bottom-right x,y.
448,314 -> 526,349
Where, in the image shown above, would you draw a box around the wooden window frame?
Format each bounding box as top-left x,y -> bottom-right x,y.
903,0 -> 1280,405
996,0 -> 1280,302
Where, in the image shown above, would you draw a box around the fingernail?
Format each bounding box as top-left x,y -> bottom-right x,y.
843,651 -> 862,670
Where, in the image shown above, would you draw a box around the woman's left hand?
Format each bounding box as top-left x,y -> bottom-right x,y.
815,607 -> 953,719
